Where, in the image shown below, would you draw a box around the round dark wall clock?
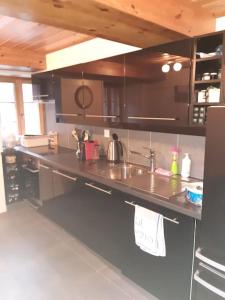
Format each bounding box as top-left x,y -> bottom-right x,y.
74,85 -> 93,109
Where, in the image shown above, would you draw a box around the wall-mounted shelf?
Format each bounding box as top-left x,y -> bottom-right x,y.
195,55 -> 222,62
193,102 -> 222,106
194,79 -> 221,84
191,31 -> 225,128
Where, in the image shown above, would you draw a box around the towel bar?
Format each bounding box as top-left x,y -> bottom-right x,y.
124,201 -> 179,224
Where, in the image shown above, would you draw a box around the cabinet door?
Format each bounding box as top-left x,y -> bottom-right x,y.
82,55 -> 124,126
32,72 -> 54,101
52,168 -> 78,197
55,77 -> 85,124
120,195 -> 195,300
40,181 -> 131,269
125,39 -> 192,128
39,162 -> 54,204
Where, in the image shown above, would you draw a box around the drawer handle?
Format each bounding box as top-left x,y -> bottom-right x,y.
85,182 -> 112,195
124,201 -> 179,224
53,170 -> 77,181
194,270 -> 225,298
128,116 -> 178,121
196,247 -> 225,273
39,164 -> 50,170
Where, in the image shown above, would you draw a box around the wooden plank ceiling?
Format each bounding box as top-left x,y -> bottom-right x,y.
190,0 -> 225,17
0,15 -> 92,71
0,15 -> 92,54
0,0 -> 223,71
0,0 -> 216,48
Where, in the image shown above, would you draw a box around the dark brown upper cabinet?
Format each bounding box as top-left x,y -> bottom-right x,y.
32,71 -> 55,101
53,64 -> 84,124
55,76 -> 85,124
81,55 -> 125,127
124,39 -> 193,129
54,55 -> 125,127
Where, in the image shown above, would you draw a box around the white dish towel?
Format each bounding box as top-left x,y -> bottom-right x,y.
134,205 -> 166,257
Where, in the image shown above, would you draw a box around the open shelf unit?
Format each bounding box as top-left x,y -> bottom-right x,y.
190,32 -> 225,126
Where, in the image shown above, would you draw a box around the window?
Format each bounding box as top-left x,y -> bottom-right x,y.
0,78 -> 45,139
22,83 -> 42,135
0,82 -> 18,137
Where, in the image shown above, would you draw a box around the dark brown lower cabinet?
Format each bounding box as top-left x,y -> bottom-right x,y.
40,180 -> 195,300
39,162 -> 54,204
52,168 -> 78,198
39,164 -> 79,203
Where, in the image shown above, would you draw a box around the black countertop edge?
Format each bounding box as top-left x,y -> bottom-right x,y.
15,146 -> 202,220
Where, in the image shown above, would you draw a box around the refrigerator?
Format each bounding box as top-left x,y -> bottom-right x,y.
192,106 -> 225,299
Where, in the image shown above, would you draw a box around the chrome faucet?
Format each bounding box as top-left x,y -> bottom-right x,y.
129,147 -> 156,172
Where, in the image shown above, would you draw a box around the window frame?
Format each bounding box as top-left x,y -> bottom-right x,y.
0,76 -> 45,135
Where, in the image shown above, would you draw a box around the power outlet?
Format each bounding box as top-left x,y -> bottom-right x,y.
104,129 -> 110,138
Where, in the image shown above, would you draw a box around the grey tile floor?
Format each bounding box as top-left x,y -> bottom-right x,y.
0,201 -> 159,300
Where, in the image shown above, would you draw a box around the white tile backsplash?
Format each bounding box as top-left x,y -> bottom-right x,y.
128,130 -> 151,166
151,132 -> 178,171
178,135 -> 205,179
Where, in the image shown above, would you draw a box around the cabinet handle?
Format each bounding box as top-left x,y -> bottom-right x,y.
85,182 -> 112,195
39,164 -> 50,170
23,166 -> 39,174
85,115 -> 119,118
33,94 -> 49,98
128,116 -> 178,121
194,270 -> 225,298
53,170 -> 77,181
124,201 -> 179,224
196,247 -> 225,273
56,113 -> 82,117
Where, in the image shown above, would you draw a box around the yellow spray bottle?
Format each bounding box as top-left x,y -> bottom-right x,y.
171,147 -> 179,175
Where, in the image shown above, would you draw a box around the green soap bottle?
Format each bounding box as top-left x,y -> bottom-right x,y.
171,150 -> 178,175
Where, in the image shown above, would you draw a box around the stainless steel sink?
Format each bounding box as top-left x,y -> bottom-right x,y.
87,161 -> 197,199
88,163 -> 148,181
106,163 -> 147,180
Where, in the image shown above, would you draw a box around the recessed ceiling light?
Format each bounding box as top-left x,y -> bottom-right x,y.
161,64 -> 170,73
173,62 -> 182,72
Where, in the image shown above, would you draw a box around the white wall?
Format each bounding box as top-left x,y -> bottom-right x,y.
216,16 -> 225,31
0,126 -> 6,213
46,38 -> 140,70
0,155 -> 6,213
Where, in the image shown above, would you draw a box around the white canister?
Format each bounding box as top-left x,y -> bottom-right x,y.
206,87 -> 220,103
197,90 -> 206,103
181,153 -> 191,178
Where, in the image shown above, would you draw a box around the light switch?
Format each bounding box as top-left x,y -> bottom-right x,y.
104,129 -> 110,138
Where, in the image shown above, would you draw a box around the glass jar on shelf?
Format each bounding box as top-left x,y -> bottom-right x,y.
202,73 -> 211,81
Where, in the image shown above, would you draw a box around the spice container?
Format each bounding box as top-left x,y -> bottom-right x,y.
210,72 -> 218,80
202,72 -> 210,81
